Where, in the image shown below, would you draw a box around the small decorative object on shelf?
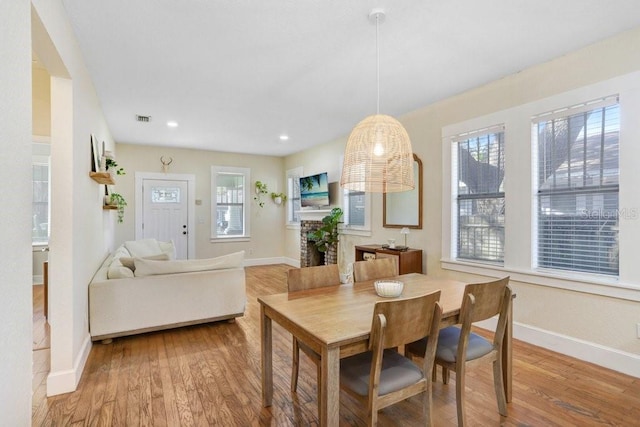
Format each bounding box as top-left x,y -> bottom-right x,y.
105,158 -> 126,176
270,192 -> 287,205
254,181 -> 268,207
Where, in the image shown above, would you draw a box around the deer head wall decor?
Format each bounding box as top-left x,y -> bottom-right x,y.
160,156 -> 173,173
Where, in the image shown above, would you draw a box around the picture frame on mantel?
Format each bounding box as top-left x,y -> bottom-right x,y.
90,134 -> 99,173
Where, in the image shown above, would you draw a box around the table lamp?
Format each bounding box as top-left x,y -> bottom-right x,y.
400,227 -> 410,247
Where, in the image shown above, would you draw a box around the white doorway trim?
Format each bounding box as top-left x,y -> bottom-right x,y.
135,172 -> 196,259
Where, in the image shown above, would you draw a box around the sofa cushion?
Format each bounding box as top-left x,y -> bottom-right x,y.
107,263 -> 135,279
134,251 -> 245,277
158,240 -> 176,260
124,239 -> 163,257
120,253 -> 170,272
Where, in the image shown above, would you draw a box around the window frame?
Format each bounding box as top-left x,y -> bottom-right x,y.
532,97 -> 620,277
32,141 -> 50,246
440,71 -> 640,301
286,166 -> 303,228
210,166 -> 251,242
453,126 -> 506,264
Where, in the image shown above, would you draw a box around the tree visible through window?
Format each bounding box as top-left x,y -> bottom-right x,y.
535,99 -> 619,276
455,128 -> 505,263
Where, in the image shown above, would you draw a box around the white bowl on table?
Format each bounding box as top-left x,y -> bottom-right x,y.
374,280 -> 404,298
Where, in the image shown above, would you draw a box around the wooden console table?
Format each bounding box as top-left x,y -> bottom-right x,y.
354,244 -> 423,274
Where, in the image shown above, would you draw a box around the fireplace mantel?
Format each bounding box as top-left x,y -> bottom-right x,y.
297,209 -> 331,222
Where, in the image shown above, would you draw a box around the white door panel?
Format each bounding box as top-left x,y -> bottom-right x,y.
142,179 -> 189,259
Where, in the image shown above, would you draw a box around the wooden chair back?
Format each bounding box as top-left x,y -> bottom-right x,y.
353,258 -> 398,282
370,291 -> 442,351
287,264 -> 341,292
459,277 -> 512,347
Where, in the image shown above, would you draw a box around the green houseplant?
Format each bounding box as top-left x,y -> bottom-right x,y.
254,180 -> 268,207
105,158 -> 126,175
270,192 -> 287,205
107,192 -> 127,223
307,207 -> 343,253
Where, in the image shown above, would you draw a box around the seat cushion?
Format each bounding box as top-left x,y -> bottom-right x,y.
436,326 -> 494,363
340,349 -> 424,396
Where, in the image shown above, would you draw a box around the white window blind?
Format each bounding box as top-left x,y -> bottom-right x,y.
454,127 -> 505,263
535,98 -> 619,276
286,167 -> 302,225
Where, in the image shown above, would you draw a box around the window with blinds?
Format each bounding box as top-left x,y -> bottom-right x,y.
534,97 -> 619,276
211,166 -> 250,239
454,127 -> 505,263
286,167 -> 302,225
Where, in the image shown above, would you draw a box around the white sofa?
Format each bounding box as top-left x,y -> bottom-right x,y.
89,239 -> 246,342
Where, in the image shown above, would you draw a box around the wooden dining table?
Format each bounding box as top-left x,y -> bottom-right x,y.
259,273 -> 513,426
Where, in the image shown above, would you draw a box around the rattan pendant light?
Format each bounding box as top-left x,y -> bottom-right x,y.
340,9 -> 414,193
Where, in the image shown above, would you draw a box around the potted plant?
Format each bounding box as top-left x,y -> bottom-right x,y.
106,192 -> 127,223
105,158 -> 126,176
254,180 -> 268,207
270,192 -> 287,205
308,207 -> 343,258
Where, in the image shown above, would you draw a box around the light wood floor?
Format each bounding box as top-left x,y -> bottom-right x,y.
32,265 -> 640,426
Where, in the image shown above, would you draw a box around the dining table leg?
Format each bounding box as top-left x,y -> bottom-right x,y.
320,346 -> 340,427
261,305 -> 273,407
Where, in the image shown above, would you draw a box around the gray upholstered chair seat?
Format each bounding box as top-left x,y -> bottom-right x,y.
436,326 -> 494,363
340,349 -> 424,396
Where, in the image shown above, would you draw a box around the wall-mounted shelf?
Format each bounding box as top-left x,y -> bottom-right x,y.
90,172 -> 115,185
103,205 -> 118,210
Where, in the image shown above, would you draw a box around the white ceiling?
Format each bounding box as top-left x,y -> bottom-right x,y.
61,0 -> 640,157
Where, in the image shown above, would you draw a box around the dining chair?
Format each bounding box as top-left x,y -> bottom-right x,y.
353,257 -> 398,282
286,264 -> 341,399
340,291 -> 442,426
406,276 -> 512,427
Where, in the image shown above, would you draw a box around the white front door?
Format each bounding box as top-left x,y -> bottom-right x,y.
141,178 -> 190,258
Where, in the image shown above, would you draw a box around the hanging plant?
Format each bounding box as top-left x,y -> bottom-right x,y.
107,192 -> 127,223
270,192 -> 287,205
254,181 -> 268,207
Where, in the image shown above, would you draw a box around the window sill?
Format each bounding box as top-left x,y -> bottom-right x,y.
210,236 -> 250,243
441,258 -> 640,302
340,226 -> 372,237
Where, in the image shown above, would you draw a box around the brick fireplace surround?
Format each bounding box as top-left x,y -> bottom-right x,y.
300,219 -> 338,267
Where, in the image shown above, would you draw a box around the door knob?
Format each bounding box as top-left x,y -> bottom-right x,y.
183,231 -> 187,235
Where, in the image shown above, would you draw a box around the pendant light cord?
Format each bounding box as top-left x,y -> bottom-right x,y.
376,13 -> 380,115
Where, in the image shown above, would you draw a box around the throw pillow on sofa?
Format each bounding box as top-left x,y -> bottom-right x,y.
133,251 -> 245,277
120,253 -> 170,272
107,258 -> 135,279
124,239 -> 163,257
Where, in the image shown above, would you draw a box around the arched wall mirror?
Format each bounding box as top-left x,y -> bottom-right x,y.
383,154 -> 423,229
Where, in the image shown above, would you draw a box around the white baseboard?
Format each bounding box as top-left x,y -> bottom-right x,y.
477,318 -> 640,378
46,333 -> 92,396
243,256 -> 298,267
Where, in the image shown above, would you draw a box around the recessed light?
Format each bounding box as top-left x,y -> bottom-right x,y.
167,121 -> 178,128
279,135 -> 289,141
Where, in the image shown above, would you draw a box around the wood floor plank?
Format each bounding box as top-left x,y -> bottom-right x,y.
33,264 -> 640,426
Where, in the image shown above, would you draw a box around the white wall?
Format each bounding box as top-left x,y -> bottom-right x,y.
0,1 -> 34,423
32,0 -> 116,396
285,26 -> 640,376
115,143 -> 286,262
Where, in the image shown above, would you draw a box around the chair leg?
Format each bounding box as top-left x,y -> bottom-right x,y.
291,338 -> 300,393
442,365 -> 450,384
423,381 -> 433,426
455,363 -> 466,427
492,358 -> 508,416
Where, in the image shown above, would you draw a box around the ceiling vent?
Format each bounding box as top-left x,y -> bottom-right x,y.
136,114 -> 152,123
